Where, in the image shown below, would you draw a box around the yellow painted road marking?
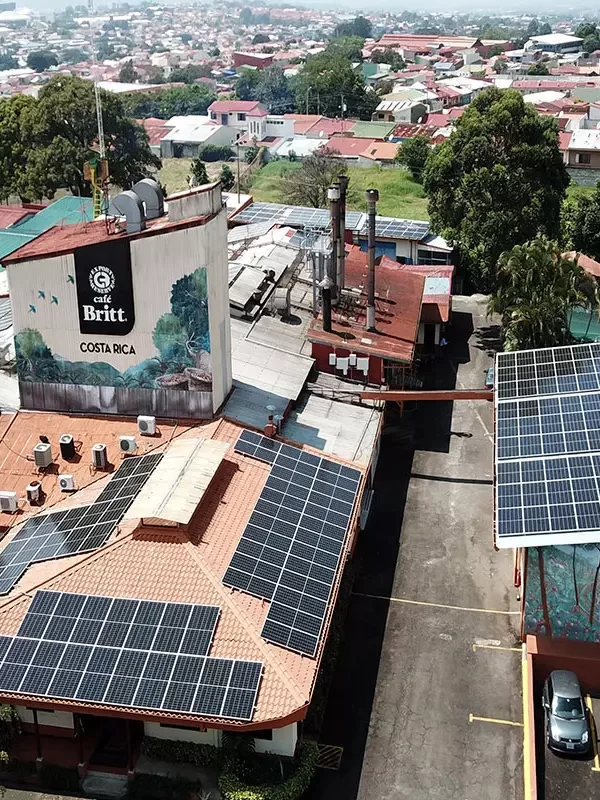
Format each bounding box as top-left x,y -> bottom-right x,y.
585,695 -> 600,772
522,644 -> 533,800
473,644 -> 521,652
352,592 -> 520,616
469,713 -> 523,728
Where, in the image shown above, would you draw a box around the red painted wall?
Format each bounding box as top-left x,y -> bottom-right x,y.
311,342 -> 383,384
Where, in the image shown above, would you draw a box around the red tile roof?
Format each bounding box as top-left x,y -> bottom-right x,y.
324,136 -> 377,157
393,122 -> 442,140
0,206 -> 35,229
138,117 -> 169,146
359,141 -> 399,161
304,118 -> 355,137
208,100 -> 265,114
283,114 -> 323,135
559,131 -> 572,151
308,245 -> 424,364
0,415 -> 366,729
387,261 -> 454,324
565,251 -> 600,278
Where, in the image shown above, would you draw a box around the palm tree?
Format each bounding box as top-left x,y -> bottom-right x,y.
488,236 -> 600,351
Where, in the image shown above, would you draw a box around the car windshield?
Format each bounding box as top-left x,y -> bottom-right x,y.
553,696 -> 584,719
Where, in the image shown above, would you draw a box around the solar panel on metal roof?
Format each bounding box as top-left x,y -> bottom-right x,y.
227,431 -> 361,657
496,344 -> 600,400
0,591 -> 261,722
0,453 -> 163,595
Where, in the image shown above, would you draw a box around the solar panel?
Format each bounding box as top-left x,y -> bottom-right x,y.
227,431 -> 361,657
359,216 -> 430,241
495,344 -> 600,400
0,453 -> 163,595
233,202 -> 364,234
0,591 -> 261,722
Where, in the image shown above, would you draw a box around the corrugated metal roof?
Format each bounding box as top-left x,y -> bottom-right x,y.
124,438 -> 230,525
13,196 -> 94,235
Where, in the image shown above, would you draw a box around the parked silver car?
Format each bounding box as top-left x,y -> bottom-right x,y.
542,670 -> 591,755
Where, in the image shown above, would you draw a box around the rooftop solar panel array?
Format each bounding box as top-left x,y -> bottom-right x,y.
0,453 -> 163,595
226,430 -> 361,657
233,201 -> 365,234
360,217 -> 430,242
495,343 -> 600,548
0,591 -> 262,722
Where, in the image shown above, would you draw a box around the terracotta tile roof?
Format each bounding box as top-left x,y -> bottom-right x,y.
387,261 -> 454,324
283,114 -> 323,135
0,206 -> 34,229
0,415 -> 366,729
324,136 -> 377,157
304,118 -> 355,137
359,141 -> 399,161
308,245 -> 424,364
564,251 -> 600,278
208,100 -> 265,114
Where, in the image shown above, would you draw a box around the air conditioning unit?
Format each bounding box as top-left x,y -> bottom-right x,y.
137,415 -> 156,436
120,435 -> 137,454
26,482 -> 41,504
58,474 -> 75,492
33,442 -> 53,469
59,434 -> 75,460
0,491 -> 17,513
92,443 -> 108,469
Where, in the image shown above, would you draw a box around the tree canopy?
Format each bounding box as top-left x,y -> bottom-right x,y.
118,59 -> 138,83
334,15 -> 372,39
423,88 -> 569,292
371,48 -> 405,71
488,237 -> 598,351
281,149 -> 348,208
121,84 -> 216,119
325,36 -> 365,63
527,61 -> 549,75
295,52 -> 377,119
562,183 -> 600,261
2,76 -> 160,200
395,135 -> 430,183
189,158 -> 209,187
170,63 -> 214,82
26,50 -> 58,72
235,66 -> 295,112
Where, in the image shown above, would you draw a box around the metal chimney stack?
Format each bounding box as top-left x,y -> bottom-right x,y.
337,175 -> 349,292
328,183 -> 340,304
365,189 -> 379,332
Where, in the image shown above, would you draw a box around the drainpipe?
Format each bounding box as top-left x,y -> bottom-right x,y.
328,184 -> 340,304
320,273 -> 334,333
337,174 -> 349,292
366,189 -> 379,332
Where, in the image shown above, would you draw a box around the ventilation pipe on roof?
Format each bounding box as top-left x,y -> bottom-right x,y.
132,178 -> 165,220
337,174 -> 349,291
366,189 -> 379,332
319,273 -> 334,333
328,183 -> 340,305
107,190 -> 146,234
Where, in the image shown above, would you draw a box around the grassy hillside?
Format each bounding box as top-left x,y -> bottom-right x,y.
249,161 -> 430,220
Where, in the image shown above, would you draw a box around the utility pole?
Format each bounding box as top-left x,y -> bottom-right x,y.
366,189 -> 379,332
306,86 -> 312,115
236,141 -> 241,204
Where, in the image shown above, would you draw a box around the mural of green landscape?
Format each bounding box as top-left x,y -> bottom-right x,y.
15,267 -> 212,391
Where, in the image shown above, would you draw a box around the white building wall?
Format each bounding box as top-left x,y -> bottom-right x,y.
254,722 -> 298,757
144,722 -> 221,746
265,117 -> 295,138
16,706 -> 74,729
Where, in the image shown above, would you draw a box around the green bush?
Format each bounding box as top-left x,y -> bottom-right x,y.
218,741 -> 319,800
141,736 -> 221,769
4,758 -> 37,781
40,762 -> 80,792
127,772 -> 201,800
197,144 -> 235,162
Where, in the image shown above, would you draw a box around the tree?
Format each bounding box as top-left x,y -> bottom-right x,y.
26,50 -> 58,72
527,61 -> 549,75
0,94 -> 36,201
252,33 -> 270,45
245,145 -> 259,164
281,148 -> 347,207
15,76 -> 160,199
493,59 -> 508,74
583,34 -> 600,54
325,36 -> 365,63
170,63 -> 214,83
488,237 -> 598,351
255,65 -> 295,112
118,59 -> 138,83
295,52 -> 378,119
236,69 -> 261,101
575,22 -> 598,40
180,33 -> 192,44
527,18 -> 539,36
220,163 -> 235,191
371,48 -> 405,71
189,158 -> 209,186
155,85 -> 215,117
334,15 -> 372,40
0,55 -> 18,70
208,46 -> 220,57
562,183 -> 600,260
423,88 -> 569,292
395,135 -> 430,182
488,44 -> 505,57
61,47 -> 87,64
538,22 -> 552,35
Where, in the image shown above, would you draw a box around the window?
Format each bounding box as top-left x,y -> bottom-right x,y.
253,729 -> 273,740
578,152 -> 592,165
210,112 -> 217,120
238,113 -> 246,121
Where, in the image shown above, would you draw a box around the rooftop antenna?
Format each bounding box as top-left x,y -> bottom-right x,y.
83,0 -> 109,221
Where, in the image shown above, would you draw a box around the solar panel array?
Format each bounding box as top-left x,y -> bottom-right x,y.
0,453 -> 163,595
495,343 -> 600,548
226,430 -> 361,657
0,591 -> 262,721
360,217 -> 430,242
234,202 -> 362,233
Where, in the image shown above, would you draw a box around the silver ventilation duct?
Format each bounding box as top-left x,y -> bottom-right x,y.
132,178 -> 165,220
107,190 -> 146,234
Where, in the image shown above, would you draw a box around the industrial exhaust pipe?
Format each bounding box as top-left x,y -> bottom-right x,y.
337,174 -> 349,292
366,189 -> 378,332
328,184 -> 340,304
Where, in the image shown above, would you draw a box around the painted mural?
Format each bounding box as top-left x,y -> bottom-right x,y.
524,544 -> 600,641
15,267 -> 212,392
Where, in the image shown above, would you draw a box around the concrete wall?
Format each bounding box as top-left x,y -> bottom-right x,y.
568,151 -> 600,168
16,706 -> 74,730
144,722 -> 221,747
254,722 -> 297,757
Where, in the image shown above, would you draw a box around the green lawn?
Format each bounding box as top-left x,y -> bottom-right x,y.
567,184 -> 595,200
159,158 -> 226,195
249,161 -> 430,220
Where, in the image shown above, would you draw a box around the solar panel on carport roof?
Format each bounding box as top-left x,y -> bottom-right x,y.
0,453 -> 163,596
226,430 -> 361,657
0,591 -> 262,722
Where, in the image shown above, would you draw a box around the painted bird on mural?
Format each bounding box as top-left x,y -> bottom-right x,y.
28,305 -> 36,313
51,296 -> 58,305
67,275 -> 74,284
38,290 -> 45,299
